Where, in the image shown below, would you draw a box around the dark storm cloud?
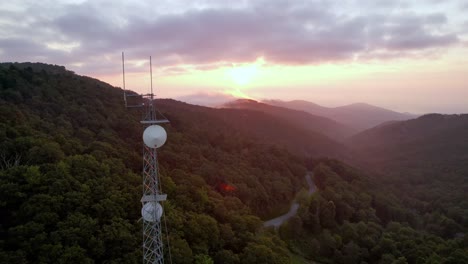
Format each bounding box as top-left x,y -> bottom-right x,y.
0,0 -> 462,72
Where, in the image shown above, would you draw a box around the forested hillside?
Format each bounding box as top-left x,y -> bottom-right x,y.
159,100 -> 348,159
223,99 -> 355,140
0,63 -> 306,263
279,159 -> 467,263
0,63 -> 466,264
347,115 -> 468,250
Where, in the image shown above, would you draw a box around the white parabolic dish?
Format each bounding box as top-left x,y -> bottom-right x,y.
141,202 -> 163,222
143,125 -> 167,148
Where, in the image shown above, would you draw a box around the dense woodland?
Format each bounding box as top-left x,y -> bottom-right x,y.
0,63 -> 466,263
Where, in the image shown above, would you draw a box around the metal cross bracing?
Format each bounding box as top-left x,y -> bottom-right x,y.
139,78 -> 169,264
142,143 -> 164,264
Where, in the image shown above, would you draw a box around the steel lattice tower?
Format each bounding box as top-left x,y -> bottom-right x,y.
122,53 -> 169,264
141,98 -> 168,264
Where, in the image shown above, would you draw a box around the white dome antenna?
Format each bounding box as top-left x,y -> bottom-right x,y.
143,125 -> 167,148
141,202 -> 163,222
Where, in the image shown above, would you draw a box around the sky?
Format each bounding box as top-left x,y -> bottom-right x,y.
1,0 -> 467,113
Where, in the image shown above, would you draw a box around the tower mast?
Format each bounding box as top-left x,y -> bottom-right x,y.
122,52 -> 169,264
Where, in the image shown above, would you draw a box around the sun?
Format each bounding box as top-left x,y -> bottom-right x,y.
226,57 -> 264,87
228,64 -> 258,86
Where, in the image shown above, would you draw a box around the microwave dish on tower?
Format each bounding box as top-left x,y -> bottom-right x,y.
141,202 -> 163,222
121,52 -> 171,264
143,125 -> 167,148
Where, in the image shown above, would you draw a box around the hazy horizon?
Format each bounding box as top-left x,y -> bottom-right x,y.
1,0 -> 467,114
172,91 -> 464,115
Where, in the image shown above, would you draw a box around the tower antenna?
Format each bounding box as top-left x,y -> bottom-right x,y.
122,52 -> 128,107
122,53 -> 170,264
150,56 -> 153,98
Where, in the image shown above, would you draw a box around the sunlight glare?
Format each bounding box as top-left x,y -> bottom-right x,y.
226,88 -> 255,99
227,58 -> 264,86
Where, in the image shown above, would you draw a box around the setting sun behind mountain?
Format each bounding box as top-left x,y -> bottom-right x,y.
226,57 -> 264,87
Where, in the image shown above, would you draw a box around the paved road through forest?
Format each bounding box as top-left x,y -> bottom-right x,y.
264,172 -> 315,228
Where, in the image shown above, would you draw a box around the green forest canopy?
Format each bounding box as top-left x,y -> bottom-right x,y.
0,63 -> 466,263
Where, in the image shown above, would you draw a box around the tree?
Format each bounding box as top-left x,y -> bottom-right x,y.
342,241 -> 361,264
214,250 -> 240,264
240,243 -> 289,264
320,201 -> 336,229
168,237 -> 192,264
184,214 -> 220,254
194,254 -> 214,264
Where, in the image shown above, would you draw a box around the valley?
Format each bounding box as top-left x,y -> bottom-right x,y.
264,172 -> 316,229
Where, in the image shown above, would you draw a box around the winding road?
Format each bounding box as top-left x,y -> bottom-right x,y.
264,172 -> 315,228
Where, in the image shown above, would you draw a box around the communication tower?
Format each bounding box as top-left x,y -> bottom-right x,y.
122,52 -> 170,264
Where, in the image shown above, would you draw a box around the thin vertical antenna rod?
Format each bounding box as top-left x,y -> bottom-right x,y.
150,56 -> 153,99
122,52 -> 127,107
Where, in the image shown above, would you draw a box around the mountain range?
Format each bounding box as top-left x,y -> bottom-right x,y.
263,99 -> 416,131
349,113 -> 468,176
222,99 -> 355,140
177,92 -> 416,132
1,62 -> 466,263
157,99 -> 348,159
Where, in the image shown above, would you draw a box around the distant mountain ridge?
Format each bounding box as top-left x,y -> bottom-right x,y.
222,99 -> 356,140
349,113 -> 468,151
263,99 -> 416,131
348,113 -> 468,175
160,99 -> 349,158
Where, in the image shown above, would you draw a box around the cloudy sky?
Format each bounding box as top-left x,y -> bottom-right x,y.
1,0 -> 467,113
